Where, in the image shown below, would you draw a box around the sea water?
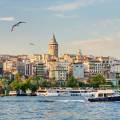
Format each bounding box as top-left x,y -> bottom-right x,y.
0,96 -> 120,120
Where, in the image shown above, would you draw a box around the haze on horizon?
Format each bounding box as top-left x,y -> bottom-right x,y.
0,0 -> 120,58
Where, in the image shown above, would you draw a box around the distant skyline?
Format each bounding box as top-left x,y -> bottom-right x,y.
0,0 -> 120,57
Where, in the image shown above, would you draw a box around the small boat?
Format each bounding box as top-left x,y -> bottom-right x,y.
88,89 -> 120,102
36,89 -> 47,96
36,88 -> 59,96
9,91 -> 17,96
0,94 -> 4,97
26,90 -> 37,96
16,90 -> 27,96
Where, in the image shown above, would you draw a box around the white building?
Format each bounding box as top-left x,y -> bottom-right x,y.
49,61 -> 68,81
3,60 -> 17,73
54,66 -> 67,81
83,60 -> 103,77
110,64 -> 120,73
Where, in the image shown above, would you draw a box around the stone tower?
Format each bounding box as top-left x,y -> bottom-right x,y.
48,34 -> 58,57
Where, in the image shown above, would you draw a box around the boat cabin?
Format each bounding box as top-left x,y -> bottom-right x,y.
92,90 -> 114,98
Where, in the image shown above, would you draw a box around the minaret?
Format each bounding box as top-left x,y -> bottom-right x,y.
78,49 -> 82,56
48,34 -> 58,57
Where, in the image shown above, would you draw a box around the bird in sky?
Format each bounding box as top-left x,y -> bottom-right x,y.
29,42 -> 35,46
11,21 -> 26,32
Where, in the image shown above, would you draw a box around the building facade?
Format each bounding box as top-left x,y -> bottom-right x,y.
73,63 -> 84,79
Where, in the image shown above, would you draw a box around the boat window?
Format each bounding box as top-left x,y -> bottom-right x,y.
37,90 -> 46,93
70,91 -> 80,93
106,93 -> 113,97
91,94 -> 95,97
98,93 -> 103,97
104,94 -> 107,97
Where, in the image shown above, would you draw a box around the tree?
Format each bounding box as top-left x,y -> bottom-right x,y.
40,80 -> 50,88
78,81 -> 86,88
66,76 -> 79,88
15,73 -> 22,82
28,82 -> 38,92
89,74 -> 106,88
26,78 -> 39,92
9,80 -> 21,91
32,76 -> 44,87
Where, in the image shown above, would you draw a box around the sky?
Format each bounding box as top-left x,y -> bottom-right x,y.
0,0 -> 120,57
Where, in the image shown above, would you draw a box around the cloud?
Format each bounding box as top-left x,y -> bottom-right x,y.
92,18 -> 120,29
0,17 -> 15,21
47,0 -> 110,13
47,0 -> 95,12
62,35 -> 120,57
47,0 -> 111,19
71,37 -> 115,51
54,14 -> 79,18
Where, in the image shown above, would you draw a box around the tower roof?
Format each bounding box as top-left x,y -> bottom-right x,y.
49,34 -> 58,44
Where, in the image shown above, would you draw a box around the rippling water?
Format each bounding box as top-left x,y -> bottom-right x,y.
0,96 -> 120,120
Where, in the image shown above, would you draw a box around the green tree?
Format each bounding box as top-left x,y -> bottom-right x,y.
32,76 -> 44,87
41,80 -> 51,88
9,80 -> 21,91
25,77 -> 39,92
28,82 -> 38,92
89,74 -> 106,88
15,73 -> 22,81
67,76 -> 79,88
9,80 -> 28,92
78,81 -> 86,88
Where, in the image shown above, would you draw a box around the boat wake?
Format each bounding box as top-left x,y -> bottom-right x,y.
55,100 -> 85,103
37,99 -> 85,103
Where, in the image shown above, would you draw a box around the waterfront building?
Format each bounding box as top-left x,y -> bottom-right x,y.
96,56 -> 120,79
83,60 -> 104,78
35,62 -> 45,78
73,62 -> 84,79
0,63 -> 3,77
3,60 -> 17,73
16,61 -> 25,75
25,62 -> 35,76
48,60 -> 68,81
49,65 -> 67,81
54,65 -> 67,81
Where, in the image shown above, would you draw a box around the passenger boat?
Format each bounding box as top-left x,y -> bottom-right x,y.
36,88 -> 59,96
88,89 -> 120,102
57,88 -> 96,97
36,88 -> 96,97
9,91 -> 17,96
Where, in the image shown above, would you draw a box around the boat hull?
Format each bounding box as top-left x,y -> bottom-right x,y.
88,96 -> 120,102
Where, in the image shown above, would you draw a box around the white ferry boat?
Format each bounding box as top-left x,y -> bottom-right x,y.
36,88 -> 96,97
57,89 -> 96,97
